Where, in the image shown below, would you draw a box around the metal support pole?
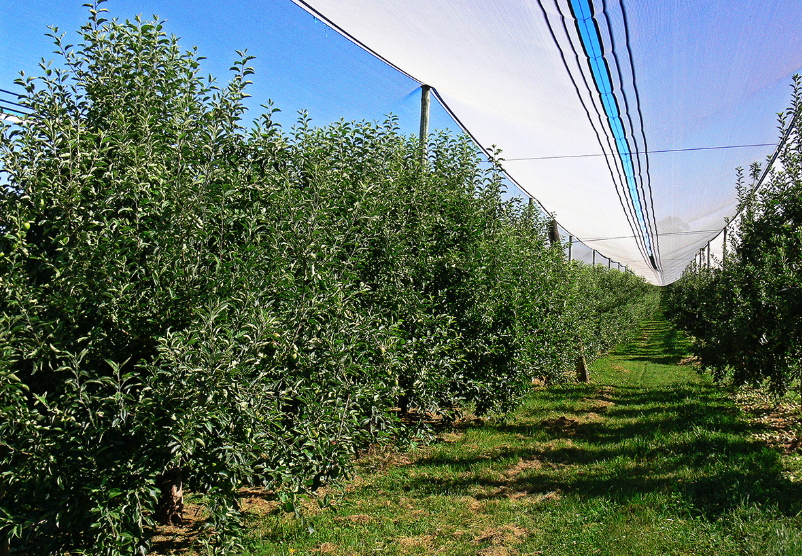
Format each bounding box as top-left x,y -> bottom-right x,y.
617,262 -> 620,271
592,249 -> 596,266
419,85 -> 431,164
722,227 -> 727,262
568,235 -> 573,262
608,258 -> 611,269
707,243 -> 711,269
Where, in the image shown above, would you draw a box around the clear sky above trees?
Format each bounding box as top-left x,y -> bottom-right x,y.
0,0 -> 459,136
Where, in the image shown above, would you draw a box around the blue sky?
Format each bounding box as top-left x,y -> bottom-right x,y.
1,0 -> 460,139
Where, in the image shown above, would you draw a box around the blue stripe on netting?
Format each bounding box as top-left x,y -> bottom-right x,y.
570,0 -> 653,256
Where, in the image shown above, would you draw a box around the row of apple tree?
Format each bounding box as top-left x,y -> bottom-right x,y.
0,6 -> 658,555
665,76 -> 802,399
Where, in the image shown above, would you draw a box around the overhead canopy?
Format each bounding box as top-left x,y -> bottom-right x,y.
290,0 -> 802,284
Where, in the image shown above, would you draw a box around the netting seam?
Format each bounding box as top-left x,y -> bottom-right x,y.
566,0 -> 655,268
553,0 -> 651,265
600,0 -> 660,271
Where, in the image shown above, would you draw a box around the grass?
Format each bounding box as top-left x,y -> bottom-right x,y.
226,312 -> 802,554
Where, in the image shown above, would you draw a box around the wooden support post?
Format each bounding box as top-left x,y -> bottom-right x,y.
576,352 -> 590,383
548,219 -> 560,247
419,84 -> 431,164
155,466 -> 184,525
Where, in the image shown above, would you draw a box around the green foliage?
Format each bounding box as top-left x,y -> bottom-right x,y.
246,314 -> 802,556
665,75 -> 802,396
572,263 -> 660,364
0,2 -> 656,553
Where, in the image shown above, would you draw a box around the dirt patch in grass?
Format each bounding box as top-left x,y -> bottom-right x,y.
337,513 -> 375,525
583,397 -> 615,411
312,542 -> 339,554
468,497 -> 486,513
533,490 -> 560,503
357,445 -> 414,473
541,438 -> 575,452
598,385 -> 616,400
579,411 -> 602,423
476,484 -> 562,504
439,431 -> 465,443
736,387 -> 802,455
472,524 -> 528,546
398,534 -> 436,551
542,416 -> 581,435
480,548 -> 518,556
476,486 -> 527,500
239,486 -> 280,515
503,457 -> 543,478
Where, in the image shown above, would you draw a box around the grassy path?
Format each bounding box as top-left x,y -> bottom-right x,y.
241,313 -> 802,555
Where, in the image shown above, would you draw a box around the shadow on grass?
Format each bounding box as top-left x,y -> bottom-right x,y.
401,391 -> 801,520
612,314 -> 694,365
391,317 -> 802,521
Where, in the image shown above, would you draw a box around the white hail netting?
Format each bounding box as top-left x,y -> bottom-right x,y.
291,0 -> 802,285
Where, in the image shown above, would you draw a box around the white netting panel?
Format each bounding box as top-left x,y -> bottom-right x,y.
292,0 -> 802,284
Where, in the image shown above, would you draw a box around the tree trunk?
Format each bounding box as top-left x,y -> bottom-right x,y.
398,392 -> 410,416
576,353 -> 590,383
155,466 -> 183,526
